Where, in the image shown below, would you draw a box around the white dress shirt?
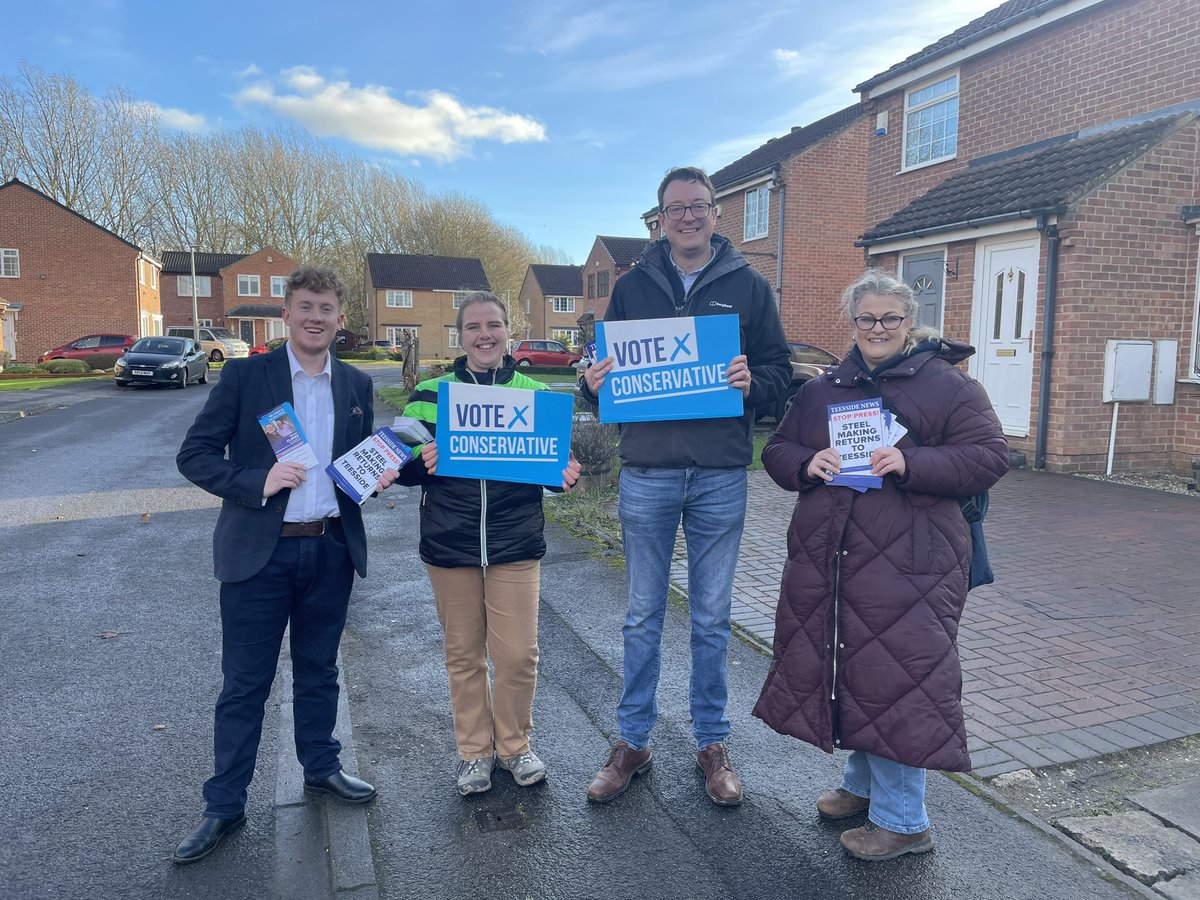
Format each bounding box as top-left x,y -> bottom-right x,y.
283,343 -> 340,522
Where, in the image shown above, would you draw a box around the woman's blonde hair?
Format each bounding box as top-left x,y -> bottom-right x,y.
840,267 -> 941,353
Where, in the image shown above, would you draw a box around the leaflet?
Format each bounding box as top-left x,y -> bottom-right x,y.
258,402 -> 319,469
326,427 -> 414,505
390,416 -> 435,446
826,398 -> 887,492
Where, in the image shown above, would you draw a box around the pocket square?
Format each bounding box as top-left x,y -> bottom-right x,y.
350,406 -> 364,417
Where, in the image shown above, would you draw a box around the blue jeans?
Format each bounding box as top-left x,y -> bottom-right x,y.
843,751 -> 930,834
203,525 -> 354,819
616,466 -> 747,750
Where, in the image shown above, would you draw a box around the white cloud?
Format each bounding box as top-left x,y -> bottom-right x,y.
129,101 -> 209,133
513,3 -> 631,54
235,69 -> 547,162
238,63 -> 262,78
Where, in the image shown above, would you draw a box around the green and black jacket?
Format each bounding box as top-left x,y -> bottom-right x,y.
398,354 -> 550,569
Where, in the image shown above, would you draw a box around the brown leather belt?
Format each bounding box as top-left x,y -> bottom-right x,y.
280,518 -> 340,538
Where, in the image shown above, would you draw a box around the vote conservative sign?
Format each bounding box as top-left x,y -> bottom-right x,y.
596,314 -> 742,423
435,381 -> 573,487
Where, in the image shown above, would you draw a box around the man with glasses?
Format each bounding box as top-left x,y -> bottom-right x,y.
580,167 -> 790,806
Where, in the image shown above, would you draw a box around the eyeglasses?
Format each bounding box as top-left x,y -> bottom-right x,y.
853,314 -> 909,331
661,202 -> 714,220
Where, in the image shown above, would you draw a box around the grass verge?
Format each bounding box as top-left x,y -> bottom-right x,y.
0,376 -> 109,392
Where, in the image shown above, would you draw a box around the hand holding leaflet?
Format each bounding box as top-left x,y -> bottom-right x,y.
258,402 -> 319,469
326,427 -> 414,504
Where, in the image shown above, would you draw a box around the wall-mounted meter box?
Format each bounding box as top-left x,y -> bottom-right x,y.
1102,339 -> 1153,402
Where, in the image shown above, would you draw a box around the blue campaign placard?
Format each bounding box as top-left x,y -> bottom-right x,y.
435,381 -> 573,487
596,314 -> 743,423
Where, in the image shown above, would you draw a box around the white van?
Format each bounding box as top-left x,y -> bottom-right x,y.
166,326 -> 250,362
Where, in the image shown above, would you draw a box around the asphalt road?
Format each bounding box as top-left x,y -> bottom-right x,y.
0,371 -> 1146,900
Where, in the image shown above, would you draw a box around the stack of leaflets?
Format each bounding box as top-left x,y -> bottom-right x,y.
326,427 -> 414,504
390,416 -> 434,446
258,402 -> 319,469
826,398 -> 908,492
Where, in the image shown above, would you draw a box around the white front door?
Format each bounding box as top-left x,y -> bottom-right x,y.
974,237 -> 1040,436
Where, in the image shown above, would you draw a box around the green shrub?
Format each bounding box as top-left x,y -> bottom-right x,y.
515,364 -> 578,375
37,358 -> 90,374
3,363 -> 36,374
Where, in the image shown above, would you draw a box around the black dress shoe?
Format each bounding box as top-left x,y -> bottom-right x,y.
172,814 -> 245,865
303,770 -> 377,804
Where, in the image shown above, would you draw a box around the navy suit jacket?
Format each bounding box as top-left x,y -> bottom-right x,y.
177,345 -> 375,583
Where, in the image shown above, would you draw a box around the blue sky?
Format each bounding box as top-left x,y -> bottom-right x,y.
3,0 -> 999,262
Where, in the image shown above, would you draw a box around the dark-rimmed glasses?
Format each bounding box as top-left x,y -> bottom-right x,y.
853,314 -> 909,331
661,202 -> 714,220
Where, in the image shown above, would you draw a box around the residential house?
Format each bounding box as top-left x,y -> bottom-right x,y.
0,178 -> 161,364
364,253 -> 491,359
640,107 -> 870,353
517,264 -> 584,345
854,0 -> 1200,475
581,236 -> 648,324
160,248 -> 297,346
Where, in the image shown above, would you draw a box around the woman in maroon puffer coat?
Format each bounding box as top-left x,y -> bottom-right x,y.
753,269 -> 1008,862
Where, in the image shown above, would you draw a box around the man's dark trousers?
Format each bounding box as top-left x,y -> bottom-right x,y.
202,521 -> 354,819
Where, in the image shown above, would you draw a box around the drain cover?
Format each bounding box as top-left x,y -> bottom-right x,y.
475,805 -> 526,833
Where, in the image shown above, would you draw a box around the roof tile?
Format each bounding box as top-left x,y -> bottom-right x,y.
366,253 -> 490,291
530,264 -> 583,296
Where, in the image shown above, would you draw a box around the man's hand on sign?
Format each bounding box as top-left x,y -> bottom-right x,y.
584,356 -> 614,394
265,461 -> 307,497
724,354 -> 751,398
562,454 -> 583,491
420,440 -> 438,476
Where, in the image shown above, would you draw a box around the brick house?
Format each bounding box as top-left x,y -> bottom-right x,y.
364,253 -> 491,359
581,236 -> 648,324
159,248 -> 297,346
854,0 -> 1200,475
644,106 -> 870,355
517,264 -> 583,345
0,178 -> 162,364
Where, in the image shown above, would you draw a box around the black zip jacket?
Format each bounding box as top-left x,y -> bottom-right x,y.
581,234 -> 791,468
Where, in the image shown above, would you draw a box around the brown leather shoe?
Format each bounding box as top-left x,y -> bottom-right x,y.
587,741 -> 652,803
816,787 -> 870,820
840,822 -> 934,860
696,742 -> 743,806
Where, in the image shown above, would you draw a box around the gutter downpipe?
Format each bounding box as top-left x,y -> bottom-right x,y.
774,166 -> 785,311
1034,214 -> 1061,470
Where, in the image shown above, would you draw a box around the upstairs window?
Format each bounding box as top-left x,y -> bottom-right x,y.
744,186 -> 769,241
386,290 -> 413,308
551,296 -> 576,313
238,274 -> 261,296
271,275 -> 287,298
177,275 -> 212,297
903,72 -> 959,170
1,248 -> 19,278
587,273 -> 596,299
138,259 -> 146,285
451,291 -> 472,308
598,271 -> 610,297
151,267 -> 158,289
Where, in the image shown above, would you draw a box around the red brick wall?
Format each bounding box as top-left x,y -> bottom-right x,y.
0,182 -> 145,363
583,237 -> 639,322
517,268 -> 545,340
866,0 -> 1200,227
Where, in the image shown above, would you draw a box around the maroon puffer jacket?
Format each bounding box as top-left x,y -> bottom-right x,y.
752,340 -> 1008,772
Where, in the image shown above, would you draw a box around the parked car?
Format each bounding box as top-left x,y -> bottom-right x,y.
114,336 -> 209,389
250,338 -> 287,355
38,334 -> 134,364
763,341 -> 841,422
370,339 -> 400,352
511,339 -> 582,367
165,326 -> 250,362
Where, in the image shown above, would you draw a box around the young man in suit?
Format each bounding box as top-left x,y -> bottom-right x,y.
173,266 -> 397,864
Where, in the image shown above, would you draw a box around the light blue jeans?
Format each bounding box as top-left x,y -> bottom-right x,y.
843,751 -> 930,834
616,465 -> 747,751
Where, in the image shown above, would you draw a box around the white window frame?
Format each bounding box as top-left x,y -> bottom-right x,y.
386,290 -> 413,308
551,328 -> 580,346
177,275 -> 212,297
744,186 -> 770,241
151,267 -> 158,290
138,259 -> 146,285
271,275 -> 287,298
386,326 -> 417,344
1,248 -> 19,278
550,296 -> 576,314
238,274 -> 261,297
902,70 -> 959,172
198,318 -> 214,327
451,291 -> 471,308
448,327 -> 461,349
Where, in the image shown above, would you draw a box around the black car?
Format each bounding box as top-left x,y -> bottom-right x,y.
114,336 -> 209,389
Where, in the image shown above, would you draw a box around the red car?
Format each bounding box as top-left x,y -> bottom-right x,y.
511,339 -> 582,367
38,334 -> 135,364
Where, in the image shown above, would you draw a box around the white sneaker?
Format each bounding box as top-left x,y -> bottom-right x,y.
456,756 -> 494,795
497,750 -> 547,786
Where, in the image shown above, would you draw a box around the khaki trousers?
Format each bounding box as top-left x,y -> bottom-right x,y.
425,559 -> 541,760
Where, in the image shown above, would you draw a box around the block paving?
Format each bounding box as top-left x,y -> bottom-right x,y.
668,467 -> 1200,778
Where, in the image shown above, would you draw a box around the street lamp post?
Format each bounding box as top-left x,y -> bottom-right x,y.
188,245 -> 200,344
